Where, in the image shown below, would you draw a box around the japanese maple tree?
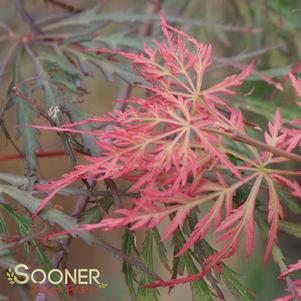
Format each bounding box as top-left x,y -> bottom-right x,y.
1,2 -> 301,301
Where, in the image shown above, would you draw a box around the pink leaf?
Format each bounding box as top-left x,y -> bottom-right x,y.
289,73 -> 301,98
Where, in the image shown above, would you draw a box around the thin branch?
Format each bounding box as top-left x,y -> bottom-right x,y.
1,123 -> 24,160
44,0 -> 82,14
0,231 -> 45,253
0,172 -> 139,197
0,22 -> 13,34
0,41 -> 19,78
71,180 -> 96,219
0,36 -> 16,109
15,0 -> 44,35
202,126 -> 301,164
138,0 -> 162,37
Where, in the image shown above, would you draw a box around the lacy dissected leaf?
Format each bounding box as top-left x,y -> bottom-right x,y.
31,15 -> 301,291
39,50 -> 81,77
187,220 -> 257,301
137,232 -> 159,301
0,210 -> 7,235
80,205 -> 104,225
35,13 -> 255,208
25,46 -> 80,170
32,96 -> 244,217
14,92 -> 41,171
289,73 -> 301,99
279,221 -> 301,239
122,229 -> 138,301
0,204 -> 72,301
152,228 -> 169,271
1,204 -> 31,260
175,231 -> 214,301
0,184 -> 94,244
83,34 -> 151,50
93,15 -> 252,104
31,15 -> 256,218
220,264 -> 258,301
86,54 -> 147,84
10,51 -> 40,173
102,111 -> 298,287
42,9 -> 257,33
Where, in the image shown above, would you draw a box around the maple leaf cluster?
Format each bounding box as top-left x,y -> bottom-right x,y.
34,16 -> 301,290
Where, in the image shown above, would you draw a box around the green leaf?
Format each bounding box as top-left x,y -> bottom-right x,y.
183,250 -> 213,301
0,209 -> 19,268
235,95 -> 301,125
86,54 -> 147,84
1,204 -> 73,301
173,230 -> 213,301
63,103 -> 102,156
62,48 -> 93,77
152,228 -> 169,271
52,74 -> 82,94
171,231 -> 185,277
220,264 -> 258,301
43,5 -> 103,30
36,73 -> 62,120
279,190 -> 301,214
10,50 -> 40,173
246,66 -> 291,80
0,184 -> 94,244
137,232 -> 159,301
15,90 -> 41,171
0,211 -> 7,235
27,49 -> 78,167
80,206 -> 103,224
279,220 -> 301,239
1,205 -> 31,260
201,238 -> 257,301
83,34 -> 151,50
198,239 -> 256,301
43,10 -> 255,33
63,24 -> 106,45
39,50 -> 80,76
104,61 -> 146,84
122,229 -> 137,301
186,219 -> 256,301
